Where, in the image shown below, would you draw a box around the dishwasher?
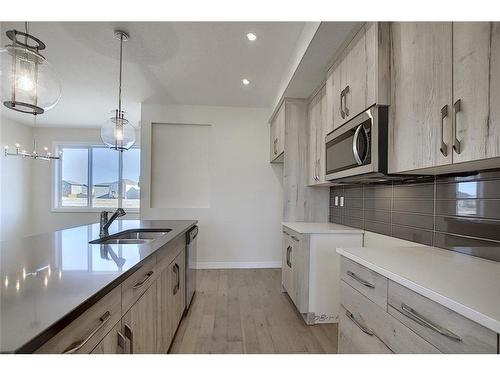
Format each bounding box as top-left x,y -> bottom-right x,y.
185,226 -> 198,311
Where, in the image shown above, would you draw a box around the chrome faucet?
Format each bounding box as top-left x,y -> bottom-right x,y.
99,208 -> 126,238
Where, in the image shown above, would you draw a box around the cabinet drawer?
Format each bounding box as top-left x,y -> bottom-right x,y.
36,287 -> 121,354
340,281 -> 440,353
338,306 -> 393,354
340,257 -> 388,309
156,235 -> 185,272
388,281 -> 497,353
122,255 -> 157,313
90,322 -> 126,354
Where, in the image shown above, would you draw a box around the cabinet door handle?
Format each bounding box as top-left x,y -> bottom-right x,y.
345,310 -> 374,336
132,270 -> 154,289
347,270 -> 375,288
173,263 -> 180,295
317,159 -> 321,181
286,245 -> 292,268
62,311 -> 111,354
340,89 -> 346,119
273,138 -> 278,155
117,331 -> 127,354
439,104 -> 449,156
453,99 -> 462,154
401,303 -> 462,342
124,323 -> 134,354
343,85 -> 350,117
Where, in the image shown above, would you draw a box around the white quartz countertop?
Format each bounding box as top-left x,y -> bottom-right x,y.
336,246 -> 500,334
282,222 -> 364,234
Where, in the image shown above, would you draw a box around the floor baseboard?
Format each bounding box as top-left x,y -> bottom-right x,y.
195,261 -> 281,269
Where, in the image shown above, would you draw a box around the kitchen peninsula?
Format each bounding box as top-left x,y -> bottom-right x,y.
0,220 -> 197,353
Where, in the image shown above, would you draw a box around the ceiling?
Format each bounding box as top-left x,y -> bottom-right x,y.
1,22 -> 306,128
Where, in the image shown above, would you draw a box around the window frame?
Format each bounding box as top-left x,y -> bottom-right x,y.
52,141 -> 140,213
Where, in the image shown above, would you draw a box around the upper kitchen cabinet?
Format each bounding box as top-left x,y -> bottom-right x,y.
269,100 -> 286,163
326,22 -> 390,133
452,22 -> 500,165
307,85 -> 329,185
389,22 -> 500,174
389,22 -> 453,173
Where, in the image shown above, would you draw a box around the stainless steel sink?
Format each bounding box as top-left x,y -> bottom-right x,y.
89,228 -> 171,245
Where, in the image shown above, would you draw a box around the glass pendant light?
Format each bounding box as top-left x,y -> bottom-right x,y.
101,30 -> 136,151
1,22 -> 61,161
1,22 -> 61,115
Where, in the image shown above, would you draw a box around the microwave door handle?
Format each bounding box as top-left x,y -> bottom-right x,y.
352,125 -> 363,165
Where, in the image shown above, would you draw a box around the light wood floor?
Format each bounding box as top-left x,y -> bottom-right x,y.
169,269 -> 338,354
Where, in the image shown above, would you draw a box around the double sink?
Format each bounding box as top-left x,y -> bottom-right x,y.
89,228 -> 171,245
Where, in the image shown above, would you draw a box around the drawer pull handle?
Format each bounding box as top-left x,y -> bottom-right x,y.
291,236 -> 299,241
286,246 -> 292,268
173,263 -> 180,295
347,270 -> 375,289
124,323 -> 134,354
117,331 -> 127,354
132,270 -> 154,289
62,311 -> 111,354
345,310 -> 374,336
401,303 -> 462,342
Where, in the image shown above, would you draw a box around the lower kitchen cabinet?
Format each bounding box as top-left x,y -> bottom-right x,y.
122,282 -> 157,354
34,234 -> 190,354
281,225 -> 363,325
157,248 -> 186,353
338,255 -> 499,354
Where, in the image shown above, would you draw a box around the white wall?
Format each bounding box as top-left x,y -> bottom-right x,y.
0,116 -> 34,240
141,104 -> 283,268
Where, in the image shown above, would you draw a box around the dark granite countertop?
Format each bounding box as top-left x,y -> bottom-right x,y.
0,219 -> 197,353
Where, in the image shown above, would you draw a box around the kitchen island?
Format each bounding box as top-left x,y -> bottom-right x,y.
0,219 -> 197,353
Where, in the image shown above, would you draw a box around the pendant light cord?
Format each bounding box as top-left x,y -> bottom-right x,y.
118,33 -> 123,114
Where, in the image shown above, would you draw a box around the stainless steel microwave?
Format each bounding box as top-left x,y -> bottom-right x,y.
325,106 -> 389,183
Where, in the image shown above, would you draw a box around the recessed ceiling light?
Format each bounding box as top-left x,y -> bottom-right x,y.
246,33 -> 257,41
242,78 -> 250,85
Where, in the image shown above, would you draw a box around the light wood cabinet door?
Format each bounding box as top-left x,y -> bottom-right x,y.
122,283 -> 157,354
389,22 -> 453,173
281,232 -> 297,303
281,231 -> 291,291
331,58 -> 345,131
308,86 -> 328,186
307,88 -> 321,185
91,322 -> 126,354
157,249 -> 186,353
317,85 -> 328,183
270,102 -> 285,162
325,71 -> 335,135
156,268 -> 174,353
343,28 -> 369,121
169,249 -> 186,341
453,22 -> 500,164
331,23 -> 389,131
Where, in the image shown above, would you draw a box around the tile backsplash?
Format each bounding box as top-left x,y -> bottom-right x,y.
329,170 -> 500,262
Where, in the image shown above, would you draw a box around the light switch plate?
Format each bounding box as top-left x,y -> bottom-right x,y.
334,196 -> 339,206
340,196 -> 344,207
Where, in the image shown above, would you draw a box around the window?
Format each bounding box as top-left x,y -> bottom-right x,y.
54,145 -> 140,211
